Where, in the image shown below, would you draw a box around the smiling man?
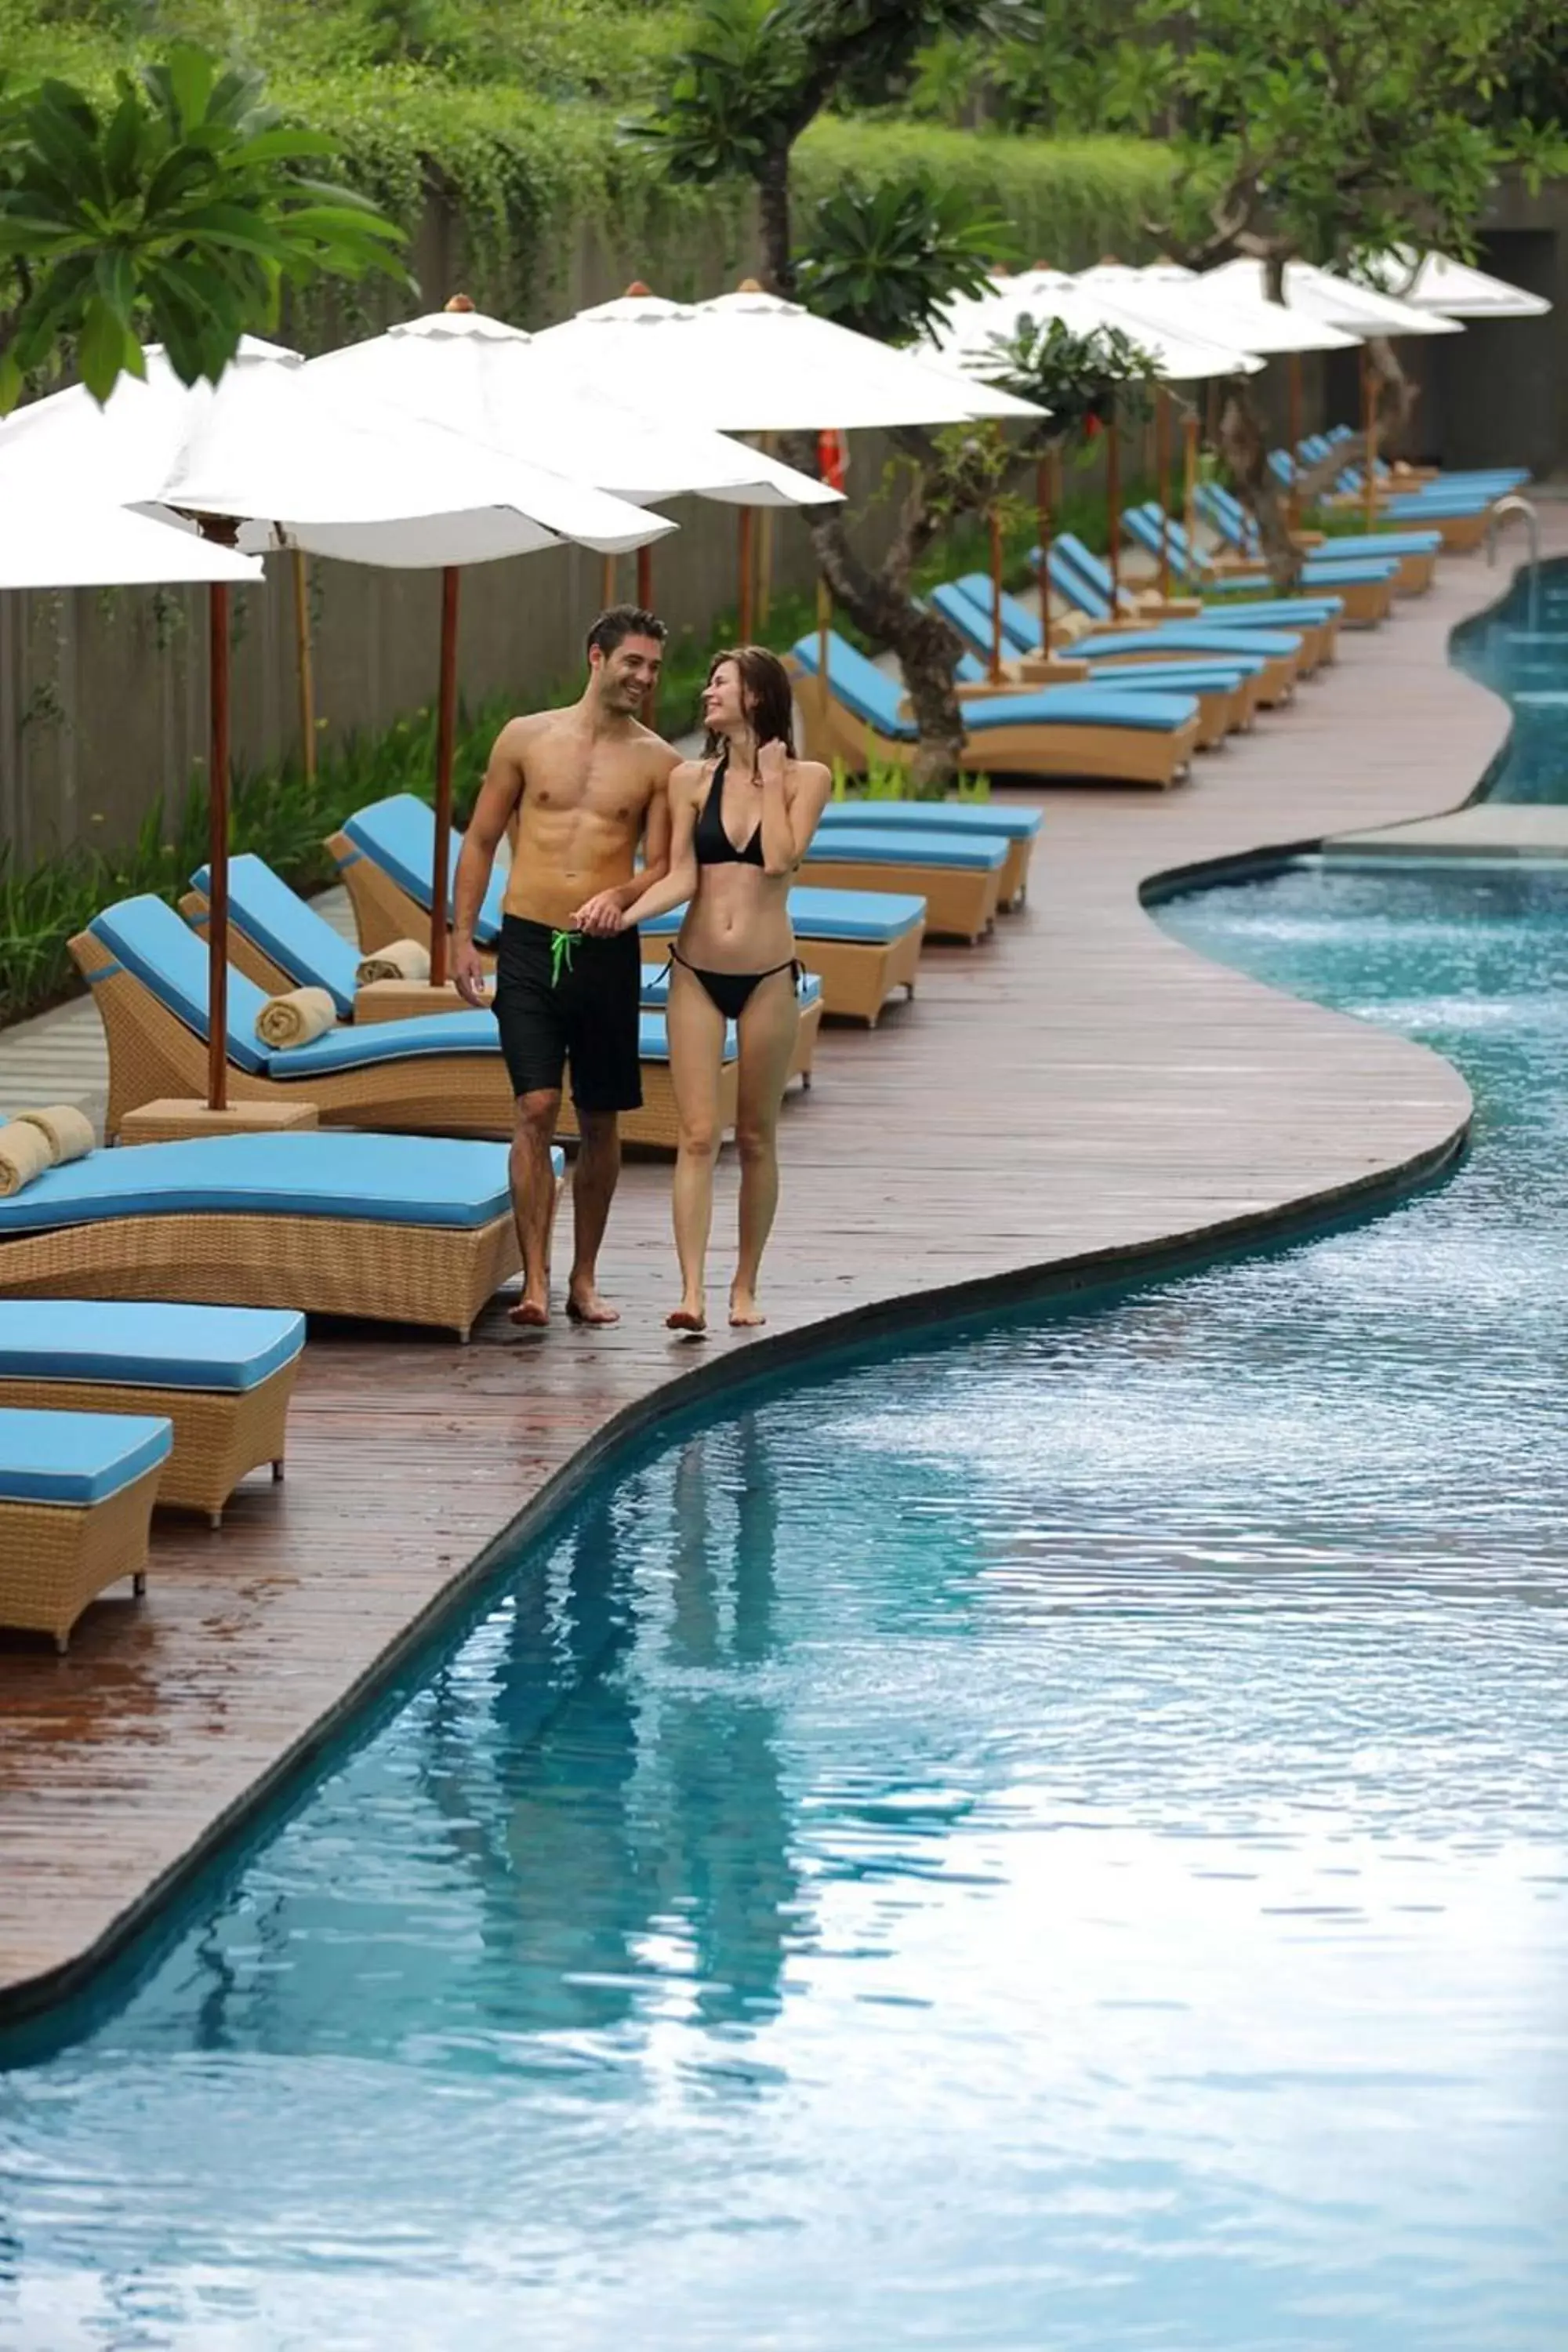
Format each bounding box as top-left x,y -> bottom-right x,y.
453,606 -> 678,1330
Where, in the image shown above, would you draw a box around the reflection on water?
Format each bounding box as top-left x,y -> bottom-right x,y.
2,865 -> 1567,2350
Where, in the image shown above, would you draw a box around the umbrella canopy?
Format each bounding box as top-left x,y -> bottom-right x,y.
0,337 -> 303,503
1207,258 -> 1464,339
1077,263 -> 1362,357
929,270 -> 1264,383
307,307 -> 843,510
0,492 -> 262,590
1355,248 -> 1551,321
533,285 -> 1045,432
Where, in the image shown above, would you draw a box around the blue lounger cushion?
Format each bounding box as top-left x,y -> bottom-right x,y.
943,596 -> 1260,688
268,1008 -> 506,1078
962,567 -> 1320,649
341,794 -> 508,944
815,800 -> 1042,843
1042,542 -> 1351,626
191,855 -> 361,1018
0,1406 -> 172,1507
1196,485 -> 1443,559
1073,627 -> 1305,662
0,1301 -> 305,1392
790,633 -> 1195,736
0,1134 -> 554,1236
641,886 -> 925,945
805,827 -> 1007,872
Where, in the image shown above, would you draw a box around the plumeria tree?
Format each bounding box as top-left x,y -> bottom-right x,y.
632,0 -> 1029,786
0,43 -> 407,412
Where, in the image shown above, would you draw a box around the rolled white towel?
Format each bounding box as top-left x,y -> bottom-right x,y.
256,986 -> 337,1050
0,1119 -> 55,1196
13,1103 -> 95,1163
355,937 -> 431,985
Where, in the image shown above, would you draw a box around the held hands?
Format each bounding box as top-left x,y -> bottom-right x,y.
452,940 -> 491,1007
569,891 -> 628,937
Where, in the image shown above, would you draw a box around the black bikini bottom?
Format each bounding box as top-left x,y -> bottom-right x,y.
669,946 -> 802,1023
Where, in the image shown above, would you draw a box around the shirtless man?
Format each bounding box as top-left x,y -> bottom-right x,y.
452,606 -> 677,1328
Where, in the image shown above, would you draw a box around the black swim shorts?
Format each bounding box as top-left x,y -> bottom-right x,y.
492,914 -> 643,1115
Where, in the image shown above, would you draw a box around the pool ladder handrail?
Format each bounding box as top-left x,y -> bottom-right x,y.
1486,495 -> 1541,630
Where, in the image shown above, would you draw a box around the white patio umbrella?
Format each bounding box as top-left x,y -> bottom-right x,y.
534,282 -> 1044,654
930,270 -> 1260,604
306,299 -> 843,718
1078,261 -> 1363,532
0,356 -> 673,1095
0,488 -> 262,590
1355,247 -> 1551,321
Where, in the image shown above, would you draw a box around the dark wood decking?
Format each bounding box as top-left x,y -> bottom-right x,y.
0,533 -> 1548,2013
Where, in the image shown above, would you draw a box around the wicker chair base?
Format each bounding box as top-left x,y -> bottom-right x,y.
0,1210 -> 518,1341
0,1359 -> 299,1524
0,1466 -> 161,1651
803,858 -> 1002,945
802,924 -> 924,1027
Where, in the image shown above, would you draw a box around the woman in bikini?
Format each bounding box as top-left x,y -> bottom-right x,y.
615,644 -> 831,1331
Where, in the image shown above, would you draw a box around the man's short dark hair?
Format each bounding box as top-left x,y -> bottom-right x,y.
586,604 -> 667,661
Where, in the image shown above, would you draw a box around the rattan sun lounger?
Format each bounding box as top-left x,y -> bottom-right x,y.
1123,509 -> 1397,624
75,895 -> 717,1152
0,1301 -> 304,1526
326,794 -> 506,959
789,633 -> 1201,791
815,799 -> 1042,906
979,564 -> 1315,699
932,593 -> 1255,750
0,1406 -> 171,1650
799,825 -> 1008,942
1042,543 -> 1341,670
0,1132 -> 535,1340
1196,484 -> 1440,594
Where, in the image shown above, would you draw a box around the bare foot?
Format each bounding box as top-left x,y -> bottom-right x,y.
565,1283 -> 620,1327
728,1290 -> 766,1328
666,1299 -> 706,1334
508,1294 -> 550,1329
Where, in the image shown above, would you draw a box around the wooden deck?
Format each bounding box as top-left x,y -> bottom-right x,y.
0,529 -> 1551,2019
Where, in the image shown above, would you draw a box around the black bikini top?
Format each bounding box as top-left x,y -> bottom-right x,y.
694,751 -> 765,868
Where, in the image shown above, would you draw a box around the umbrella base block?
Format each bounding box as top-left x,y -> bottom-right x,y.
119,1098 -> 322,1147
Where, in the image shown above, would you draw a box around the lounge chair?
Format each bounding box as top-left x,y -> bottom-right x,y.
814,800 -> 1042,906
1308,427 -> 1526,498
327,795 -> 506,959
1121,508 -> 1399,625
801,824 -> 1010,944
0,1406 -> 172,1650
74,894 -> 730,1153
1269,448 -> 1499,549
0,1131 -> 543,1340
1022,550 -> 1325,684
0,1300 -> 304,1526
932,586 -> 1260,748
644,887 -> 925,1026
946,574 -> 1305,709
1193,485 -> 1441,595
789,632 -> 1201,792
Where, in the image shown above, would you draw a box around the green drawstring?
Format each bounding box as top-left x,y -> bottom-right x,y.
550,927 -> 579,988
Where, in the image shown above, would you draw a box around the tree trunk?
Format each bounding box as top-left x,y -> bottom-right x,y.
757,147 -> 796,298
1217,374 -> 1303,590
802,498 -> 967,794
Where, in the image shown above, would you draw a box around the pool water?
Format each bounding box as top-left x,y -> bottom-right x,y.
4,865 -> 1568,2350
1452,552 -> 1568,800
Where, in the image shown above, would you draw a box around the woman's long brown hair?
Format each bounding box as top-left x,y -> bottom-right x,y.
703,644 -> 797,760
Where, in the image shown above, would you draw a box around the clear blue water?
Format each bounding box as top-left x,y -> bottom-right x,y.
4,863 -> 1568,2350
1451,553 -> 1568,801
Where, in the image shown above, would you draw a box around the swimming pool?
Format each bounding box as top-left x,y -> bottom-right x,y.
2,854 -> 1564,2349
1451,551 -> 1568,800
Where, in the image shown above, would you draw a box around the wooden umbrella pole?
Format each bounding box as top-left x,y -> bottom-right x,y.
600,554 -> 616,612
987,505 -> 1004,683
1105,416 -> 1123,604
1182,412 -> 1200,564
1035,451 -> 1053,619
757,432 -> 776,630
206,579 -> 230,1113
1155,387 -> 1172,602
815,573 -> 832,751
637,542 -> 658,727
291,547 -> 316,785
1361,345 -> 1378,530
431,565 -> 460,989
738,505 -> 756,642
1287,351 -> 1304,533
